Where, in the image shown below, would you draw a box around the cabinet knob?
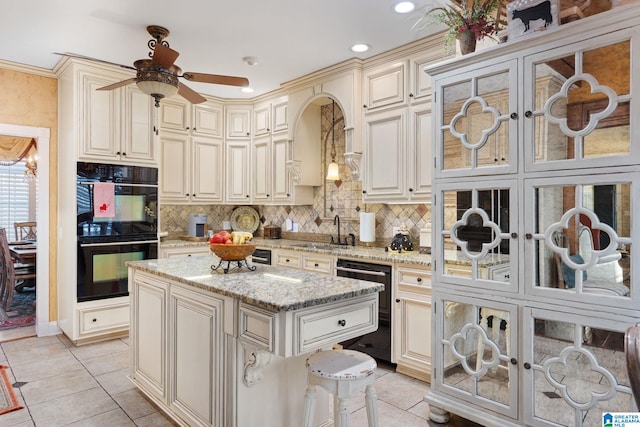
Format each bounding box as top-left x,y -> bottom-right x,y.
314,263 -> 319,267
524,110 -> 533,118
395,299 -> 400,303
511,232 -> 518,238
416,277 -> 422,282
510,112 -> 518,120
246,195 -> 250,198
186,126 -> 190,130
122,152 -> 126,156
510,358 -> 517,365
409,93 -> 414,98
524,362 -> 531,369
286,259 -> 290,262
266,194 -> 270,197
525,233 -> 532,240
337,319 -> 346,327
92,318 -> 97,323
287,193 -> 290,197
116,151 -> 121,155
409,188 -> 414,192
246,132 -> 250,136
193,127 -> 197,131
266,128 -> 270,131
362,190 -> 367,194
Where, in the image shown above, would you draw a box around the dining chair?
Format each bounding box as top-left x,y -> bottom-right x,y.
0,228 -> 36,308
14,221 -> 37,241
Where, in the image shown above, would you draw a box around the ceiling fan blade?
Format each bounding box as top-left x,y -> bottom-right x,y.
178,82 -> 206,104
182,72 -> 249,87
53,52 -> 136,71
97,78 -> 137,91
152,44 -> 179,69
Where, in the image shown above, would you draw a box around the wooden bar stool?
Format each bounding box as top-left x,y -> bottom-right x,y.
303,349 -> 379,427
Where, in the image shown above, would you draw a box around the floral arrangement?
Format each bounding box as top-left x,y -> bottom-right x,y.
414,0 -> 504,45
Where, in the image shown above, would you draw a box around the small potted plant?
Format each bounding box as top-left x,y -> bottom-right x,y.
414,0 -> 505,54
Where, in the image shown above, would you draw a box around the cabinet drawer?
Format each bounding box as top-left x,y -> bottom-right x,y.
294,295 -> 377,355
79,303 -> 129,335
397,267 -> 431,294
302,256 -> 333,274
239,303 -> 276,353
275,252 -> 301,269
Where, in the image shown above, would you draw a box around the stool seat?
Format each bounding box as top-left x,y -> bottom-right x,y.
303,349 -> 379,427
307,348 -> 377,380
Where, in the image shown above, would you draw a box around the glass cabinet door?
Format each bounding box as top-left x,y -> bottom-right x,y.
523,308 -> 634,426
524,173 -> 636,310
435,60 -> 518,177
434,293 -> 518,419
524,30 -> 636,172
434,179 -> 518,293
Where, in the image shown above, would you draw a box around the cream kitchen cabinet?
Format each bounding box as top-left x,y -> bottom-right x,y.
393,264 -> 432,383
251,134 -> 294,204
362,104 -> 432,203
57,58 -> 157,165
225,139 -> 251,203
159,244 -> 211,259
158,96 -> 224,138
275,250 -> 334,275
428,8 -> 640,426
159,131 -> 224,204
225,105 -> 252,139
130,271 -> 227,427
251,135 -> 271,203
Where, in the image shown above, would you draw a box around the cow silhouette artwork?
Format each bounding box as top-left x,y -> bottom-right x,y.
512,0 -> 553,32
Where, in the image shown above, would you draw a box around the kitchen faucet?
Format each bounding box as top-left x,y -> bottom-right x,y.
330,215 -> 355,246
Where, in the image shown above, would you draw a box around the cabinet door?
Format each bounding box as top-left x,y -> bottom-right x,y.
225,140 -> 251,203
363,61 -> 407,111
79,72 -> 120,160
123,86 -> 156,164
192,137 -> 224,203
192,102 -> 223,137
226,107 -> 251,139
272,100 -> 288,133
253,104 -> 271,137
363,109 -> 406,201
271,136 -> 291,203
169,286 -> 224,427
394,293 -> 432,382
158,98 -> 190,132
433,291 -> 518,419
251,136 -> 271,202
159,132 -> 189,203
131,274 -> 168,402
408,105 -> 432,202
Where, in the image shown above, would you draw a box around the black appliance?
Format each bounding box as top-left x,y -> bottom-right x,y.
251,248 -> 272,265
76,162 -> 159,302
336,259 -> 393,363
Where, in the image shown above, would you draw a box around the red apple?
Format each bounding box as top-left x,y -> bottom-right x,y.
224,238 -> 233,245
219,230 -> 231,239
210,233 -> 224,244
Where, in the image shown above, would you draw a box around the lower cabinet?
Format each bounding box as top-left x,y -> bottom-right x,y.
130,272 -> 228,427
393,264 -> 432,382
159,245 -> 211,259
274,249 -> 334,275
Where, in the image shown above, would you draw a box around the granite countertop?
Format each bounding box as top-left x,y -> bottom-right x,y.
128,255 -> 384,312
160,237 -> 431,267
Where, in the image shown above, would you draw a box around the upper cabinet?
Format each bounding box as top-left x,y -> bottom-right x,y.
253,97 -> 288,137
225,105 -> 252,139
57,59 -> 157,166
158,96 -> 224,204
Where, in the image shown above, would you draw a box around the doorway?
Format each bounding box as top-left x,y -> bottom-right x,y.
0,123 -> 53,339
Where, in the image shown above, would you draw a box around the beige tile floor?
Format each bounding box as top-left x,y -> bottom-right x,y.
0,332 -> 479,427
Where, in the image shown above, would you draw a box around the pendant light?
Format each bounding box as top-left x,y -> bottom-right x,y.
326,100 -> 340,181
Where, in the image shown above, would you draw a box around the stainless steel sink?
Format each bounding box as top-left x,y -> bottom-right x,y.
292,243 -> 351,250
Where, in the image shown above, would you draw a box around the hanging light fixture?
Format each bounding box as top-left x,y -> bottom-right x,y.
326,100 -> 340,181
24,152 -> 37,180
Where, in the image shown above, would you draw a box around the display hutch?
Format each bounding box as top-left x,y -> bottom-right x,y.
427,5 -> 640,426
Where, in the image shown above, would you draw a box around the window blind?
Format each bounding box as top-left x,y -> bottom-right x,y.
0,162 -> 37,238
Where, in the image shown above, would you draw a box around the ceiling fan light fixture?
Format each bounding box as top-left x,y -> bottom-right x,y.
135,61 -> 180,107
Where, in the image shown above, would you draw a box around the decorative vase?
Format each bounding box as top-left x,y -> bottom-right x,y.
456,29 -> 477,55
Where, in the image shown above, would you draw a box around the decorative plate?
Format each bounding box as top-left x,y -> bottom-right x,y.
230,206 -> 260,233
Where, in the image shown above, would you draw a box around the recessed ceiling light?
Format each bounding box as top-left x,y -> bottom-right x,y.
394,1 -> 415,13
350,43 -> 370,53
241,87 -> 254,93
242,56 -> 258,66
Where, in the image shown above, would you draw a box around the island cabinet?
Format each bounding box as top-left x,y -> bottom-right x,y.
128,256 -> 382,427
427,7 -> 640,427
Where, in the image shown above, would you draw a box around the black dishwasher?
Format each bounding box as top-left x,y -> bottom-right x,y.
336,258 -> 393,364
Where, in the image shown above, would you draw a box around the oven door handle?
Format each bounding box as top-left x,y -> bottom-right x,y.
80,240 -> 158,247
335,266 -> 387,277
251,256 -> 269,263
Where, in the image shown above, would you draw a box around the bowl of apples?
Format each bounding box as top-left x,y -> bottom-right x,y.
209,230 -> 256,261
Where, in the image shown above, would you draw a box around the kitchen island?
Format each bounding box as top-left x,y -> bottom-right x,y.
127,255 -> 383,427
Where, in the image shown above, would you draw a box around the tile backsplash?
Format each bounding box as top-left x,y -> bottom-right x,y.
160,200 -> 431,247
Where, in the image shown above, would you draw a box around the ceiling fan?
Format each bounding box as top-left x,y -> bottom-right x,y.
56,25 -> 249,107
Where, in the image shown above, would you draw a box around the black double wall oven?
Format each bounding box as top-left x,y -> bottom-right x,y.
76,162 -> 158,302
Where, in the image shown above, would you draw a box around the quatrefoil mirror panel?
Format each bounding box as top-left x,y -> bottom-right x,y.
442,69 -> 511,171
531,180 -> 632,299
442,187 -> 511,282
532,40 -> 630,164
